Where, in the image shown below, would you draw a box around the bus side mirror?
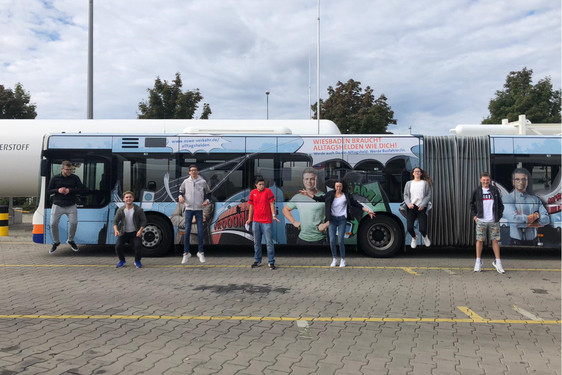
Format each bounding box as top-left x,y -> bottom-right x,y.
40,160 -> 49,177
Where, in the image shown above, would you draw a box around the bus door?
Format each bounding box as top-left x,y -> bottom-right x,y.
44,155 -> 111,245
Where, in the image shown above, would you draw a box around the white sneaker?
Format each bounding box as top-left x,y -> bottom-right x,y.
473,259 -> 482,272
423,235 -> 431,247
410,237 -> 417,249
181,252 -> 191,264
330,258 -> 338,267
492,260 -> 505,274
197,252 -> 206,263
339,259 -> 346,268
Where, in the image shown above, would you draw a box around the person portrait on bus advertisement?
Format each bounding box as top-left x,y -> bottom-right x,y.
502,167 -> 550,246
303,179 -> 375,268
47,160 -> 84,254
178,164 -> 211,265
403,167 -> 432,249
113,191 -> 147,268
470,172 -> 505,274
282,168 -> 328,245
170,200 -> 214,245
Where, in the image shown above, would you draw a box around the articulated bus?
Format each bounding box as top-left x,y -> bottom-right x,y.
32,125 -> 561,257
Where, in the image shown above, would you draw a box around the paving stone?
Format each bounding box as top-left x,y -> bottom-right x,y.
0,226 -> 559,375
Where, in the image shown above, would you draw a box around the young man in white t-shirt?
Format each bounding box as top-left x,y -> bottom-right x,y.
469,172 -> 505,273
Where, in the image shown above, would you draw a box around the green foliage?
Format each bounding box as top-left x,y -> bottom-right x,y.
0,83 -> 37,119
138,72 -> 211,119
483,67 -> 561,124
312,79 -> 396,134
200,103 -> 212,119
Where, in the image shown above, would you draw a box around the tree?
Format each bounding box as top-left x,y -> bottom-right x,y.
138,72 -> 211,119
0,83 -> 37,119
483,67 -> 561,124
312,79 -> 397,134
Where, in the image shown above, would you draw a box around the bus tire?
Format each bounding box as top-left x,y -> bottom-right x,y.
142,214 -> 173,257
358,215 -> 403,258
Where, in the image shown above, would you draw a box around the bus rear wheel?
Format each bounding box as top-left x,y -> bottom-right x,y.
142,215 -> 173,257
358,215 -> 403,258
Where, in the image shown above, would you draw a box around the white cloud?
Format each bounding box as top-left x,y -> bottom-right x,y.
0,0 -> 559,134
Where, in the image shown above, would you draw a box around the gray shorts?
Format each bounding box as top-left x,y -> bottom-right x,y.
475,220 -> 500,242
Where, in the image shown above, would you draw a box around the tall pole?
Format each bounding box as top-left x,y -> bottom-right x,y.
266,91 -> 270,119
316,0 -> 320,134
87,0 -> 93,119
308,53 -> 311,119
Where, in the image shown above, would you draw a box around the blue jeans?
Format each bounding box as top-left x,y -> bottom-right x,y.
329,215 -> 346,259
253,222 -> 275,265
184,210 -> 204,254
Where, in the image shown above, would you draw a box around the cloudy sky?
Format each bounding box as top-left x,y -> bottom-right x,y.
1,0 -> 560,135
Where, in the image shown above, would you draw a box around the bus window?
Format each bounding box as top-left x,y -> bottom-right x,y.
530,165 -> 559,192
145,158 -> 176,192
180,154 -> 246,202
280,157 -> 317,201
122,160 -> 131,195
492,154 -> 561,193
321,160 -> 352,189
253,156 -> 275,189
354,158 -> 408,203
47,158 -> 109,208
116,155 -> 176,201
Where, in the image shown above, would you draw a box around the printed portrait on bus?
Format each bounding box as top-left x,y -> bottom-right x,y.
499,166 -> 561,247
501,167 -> 550,245
282,167 -> 328,246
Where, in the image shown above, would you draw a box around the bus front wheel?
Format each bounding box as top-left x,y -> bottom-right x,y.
358,215 -> 403,258
142,215 -> 173,257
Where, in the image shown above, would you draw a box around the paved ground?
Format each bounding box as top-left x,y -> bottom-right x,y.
0,216 -> 560,374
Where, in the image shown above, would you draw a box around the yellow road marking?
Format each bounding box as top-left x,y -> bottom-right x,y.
457,306 -> 488,322
401,267 -> 420,275
0,313 -> 558,325
0,264 -> 559,272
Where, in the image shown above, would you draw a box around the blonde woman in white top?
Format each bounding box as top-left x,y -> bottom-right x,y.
403,167 -> 432,248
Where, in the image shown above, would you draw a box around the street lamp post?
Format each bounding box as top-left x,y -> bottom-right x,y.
87,0 -> 93,119
265,91 -> 270,119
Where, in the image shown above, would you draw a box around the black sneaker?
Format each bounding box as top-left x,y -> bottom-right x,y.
251,261 -> 261,268
49,242 -> 60,254
268,263 -> 276,270
67,240 -> 79,252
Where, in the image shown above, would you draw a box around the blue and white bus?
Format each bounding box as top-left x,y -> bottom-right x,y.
32,122 -> 561,257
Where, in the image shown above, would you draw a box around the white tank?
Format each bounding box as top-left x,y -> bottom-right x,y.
450,123 -> 562,136
449,124 -> 519,136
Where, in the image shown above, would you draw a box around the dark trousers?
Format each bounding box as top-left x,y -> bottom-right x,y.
406,205 -> 427,238
115,232 -> 142,262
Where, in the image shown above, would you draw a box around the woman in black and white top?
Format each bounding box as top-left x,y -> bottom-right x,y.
302,180 -> 375,267
403,167 -> 432,248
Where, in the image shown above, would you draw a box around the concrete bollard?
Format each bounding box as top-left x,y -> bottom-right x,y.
0,206 -> 8,236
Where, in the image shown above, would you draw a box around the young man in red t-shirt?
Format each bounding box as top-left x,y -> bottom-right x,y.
246,177 -> 280,269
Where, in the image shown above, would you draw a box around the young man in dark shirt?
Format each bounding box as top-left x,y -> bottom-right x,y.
470,172 -> 505,273
47,161 -> 83,253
